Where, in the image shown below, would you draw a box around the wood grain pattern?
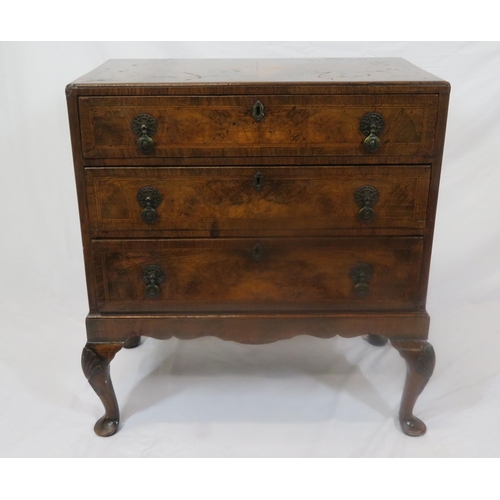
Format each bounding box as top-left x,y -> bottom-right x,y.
79,94 -> 438,159
91,237 -> 424,313
85,311 -> 431,344
69,58 -> 448,86
85,166 -> 431,237
67,58 -> 450,436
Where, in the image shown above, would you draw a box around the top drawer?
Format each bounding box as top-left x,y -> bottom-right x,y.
79,95 -> 439,159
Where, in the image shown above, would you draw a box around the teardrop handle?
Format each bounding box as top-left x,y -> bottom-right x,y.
137,125 -> 154,153
132,113 -> 157,153
354,186 -> 379,222
137,187 -> 162,224
143,265 -> 165,299
350,263 -> 373,298
360,112 -> 384,153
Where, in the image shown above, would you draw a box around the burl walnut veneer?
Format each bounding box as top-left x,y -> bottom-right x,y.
66,58 -> 450,437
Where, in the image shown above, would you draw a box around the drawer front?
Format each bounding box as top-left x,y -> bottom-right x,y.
92,237 -> 424,313
79,95 -> 438,159
86,166 -> 430,236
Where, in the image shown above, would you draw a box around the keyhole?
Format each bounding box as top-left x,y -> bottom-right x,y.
253,172 -> 264,192
251,243 -> 263,262
253,100 -> 264,122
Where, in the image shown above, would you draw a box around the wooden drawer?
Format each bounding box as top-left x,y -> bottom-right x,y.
92,237 -> 424,313
85,166 -> 430,237
79,95 -> 439,159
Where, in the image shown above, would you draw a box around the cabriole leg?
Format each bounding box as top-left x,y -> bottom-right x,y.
81,342 -> 123,437
124,336 -> 141,349
364,334 -> 388,346
391,340 -> 436,436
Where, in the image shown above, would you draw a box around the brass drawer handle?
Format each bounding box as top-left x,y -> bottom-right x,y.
360,112 -> 384,152
137,187 -> 162,224
350,263 -> 373,298
143,265 -> 165,299
252,100 -> 265,122
354,186 -> 379,222
132,113 -> 157,153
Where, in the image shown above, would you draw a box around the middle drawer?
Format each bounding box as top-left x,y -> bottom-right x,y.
86,166 -> 430,237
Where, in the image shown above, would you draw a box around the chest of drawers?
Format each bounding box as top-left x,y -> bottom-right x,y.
66,58 -> 450,437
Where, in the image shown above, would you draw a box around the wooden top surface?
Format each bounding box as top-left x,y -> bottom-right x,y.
69,58 -> 448,87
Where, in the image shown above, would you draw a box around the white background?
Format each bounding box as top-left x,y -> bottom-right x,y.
1,39 -> 499,466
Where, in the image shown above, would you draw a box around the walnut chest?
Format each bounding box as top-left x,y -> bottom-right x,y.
66,58 -> 450,437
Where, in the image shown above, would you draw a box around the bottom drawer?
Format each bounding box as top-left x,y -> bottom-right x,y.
92,237 -> 424,313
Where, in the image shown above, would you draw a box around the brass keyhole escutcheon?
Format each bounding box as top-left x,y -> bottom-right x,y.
251,242 -> 264,262
253,171 -> 264,192
252,100 -> 265,122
